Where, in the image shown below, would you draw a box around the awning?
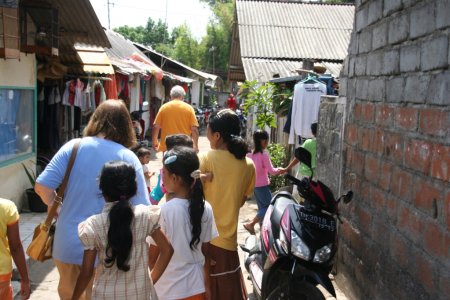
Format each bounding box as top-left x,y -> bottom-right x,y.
164,72 -> 196,83
75,44 -> 114,74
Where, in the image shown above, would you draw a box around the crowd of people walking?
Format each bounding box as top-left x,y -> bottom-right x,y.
16,86 -> 257,300
0,85 -> 312,300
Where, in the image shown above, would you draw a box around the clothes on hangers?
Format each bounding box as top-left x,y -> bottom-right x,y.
288,80 -> 326,144
129,77 -> 140,112
104,74 -> 118,99
48,86 -> 61,105
283,101 -> 293,134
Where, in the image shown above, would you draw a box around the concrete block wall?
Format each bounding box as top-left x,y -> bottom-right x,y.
316,96 -> 346,197
334,0 -> 450,299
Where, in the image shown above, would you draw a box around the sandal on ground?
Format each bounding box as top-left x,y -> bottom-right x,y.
243,223 -> 256,235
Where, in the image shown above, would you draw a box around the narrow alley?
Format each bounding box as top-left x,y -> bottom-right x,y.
13,134 -> 348,299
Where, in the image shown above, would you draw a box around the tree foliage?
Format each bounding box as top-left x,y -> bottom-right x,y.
173,24 -> 202,69
115,18 -> 169,46
241,80 -> 277,129
199,0 -> 234,73
113,0 -> 235,73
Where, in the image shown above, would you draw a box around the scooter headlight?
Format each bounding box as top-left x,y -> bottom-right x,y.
313,244 -> 332,263
279,228 -> 289,254
291,230 -> 310,260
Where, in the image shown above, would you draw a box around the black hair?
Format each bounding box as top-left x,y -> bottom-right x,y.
166,134 -> 194,150
311,122 -> 318,136
130,111 -> 141,121
98,161 -> 137,272
208,109 -> 249,160
163,147 -> 205,249
253,130 -> 269,154
134,146 -> 151,158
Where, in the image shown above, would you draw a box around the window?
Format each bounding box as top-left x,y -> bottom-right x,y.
0,88 -> 34,164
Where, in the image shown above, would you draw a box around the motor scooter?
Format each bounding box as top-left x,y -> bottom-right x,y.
241,147 -> 353,300
194,107 -> 205,127
235,108 -> 247,137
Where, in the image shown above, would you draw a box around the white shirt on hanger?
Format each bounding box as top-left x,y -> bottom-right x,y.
288,81 -> 326,144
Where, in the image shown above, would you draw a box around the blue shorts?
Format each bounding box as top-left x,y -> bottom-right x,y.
254,185 -> 272,219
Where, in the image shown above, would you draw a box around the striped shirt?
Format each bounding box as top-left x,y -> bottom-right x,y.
78,203 -> 160,299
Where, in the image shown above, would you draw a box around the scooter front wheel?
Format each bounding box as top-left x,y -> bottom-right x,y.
266,281 -> 326,300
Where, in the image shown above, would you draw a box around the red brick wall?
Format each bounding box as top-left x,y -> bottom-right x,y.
335,0 -> 450,299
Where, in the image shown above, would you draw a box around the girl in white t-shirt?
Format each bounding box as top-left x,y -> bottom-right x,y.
152,146 -> 218,300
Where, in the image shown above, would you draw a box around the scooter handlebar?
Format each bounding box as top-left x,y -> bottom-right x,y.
284,174 -> 305,186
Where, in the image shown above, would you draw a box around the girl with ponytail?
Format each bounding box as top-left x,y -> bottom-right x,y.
72,161 -> 173,300
151,146 -> 218,300
198,109 -> 256,300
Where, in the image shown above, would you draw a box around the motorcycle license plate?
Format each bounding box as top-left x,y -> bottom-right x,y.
299,211 -> 336,231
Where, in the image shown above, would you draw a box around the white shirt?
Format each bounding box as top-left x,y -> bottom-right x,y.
154,198 -> 218,299
289,81 -> 326,144
143,164 -> 151,188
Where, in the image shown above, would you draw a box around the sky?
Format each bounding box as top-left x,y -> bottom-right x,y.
89,0 -> 213,39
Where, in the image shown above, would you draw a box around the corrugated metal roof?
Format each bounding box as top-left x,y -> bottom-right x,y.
24,0 -> 110,74
164,72 -> 197,84
135,43 -> 218,82
53,0 -> 110,48
236,0 -> 354,60
242,58 -> 342,82
228,1 -> 354,82
104,30 -> 163,78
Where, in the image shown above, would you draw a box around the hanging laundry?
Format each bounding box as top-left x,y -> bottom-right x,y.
129,76 -> 140,112
104,74 -> 118,99
288,80 -> 326,144
48,86 -> 61,105
38,88 -> 45,102
74,79 -> 84,108
83,82 -> 91,113
62,81 -> 68,105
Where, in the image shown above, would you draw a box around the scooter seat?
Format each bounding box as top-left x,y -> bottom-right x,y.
270,195 -> 296,238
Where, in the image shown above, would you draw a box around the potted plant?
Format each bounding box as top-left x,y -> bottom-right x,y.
22,163 -> 47,212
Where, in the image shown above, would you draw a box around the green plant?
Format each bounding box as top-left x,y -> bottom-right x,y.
209,93 -> 218,106
241,80 -> 277,129
21,163 -> 37,188
272,86 -> 293,117
267,143 -> 286,192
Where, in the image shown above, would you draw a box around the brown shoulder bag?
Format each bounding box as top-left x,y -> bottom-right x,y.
26,139 -> 81,262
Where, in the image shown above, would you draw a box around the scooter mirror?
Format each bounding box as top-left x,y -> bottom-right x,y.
294,147 -> 312,168
343,191 -> 353,204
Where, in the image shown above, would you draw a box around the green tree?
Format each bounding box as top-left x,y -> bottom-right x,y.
172,24 -> 202,69
198,0 -> 234,73
114,17 -> 171,51
144,18 -> 170,45
114,25 -> 147,44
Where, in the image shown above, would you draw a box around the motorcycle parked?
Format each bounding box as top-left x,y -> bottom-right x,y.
235,108 -> 247,137
194,107 -> 205,127
241,147 -> 353,300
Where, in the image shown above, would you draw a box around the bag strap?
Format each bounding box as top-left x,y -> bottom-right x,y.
44,139 -> 81,227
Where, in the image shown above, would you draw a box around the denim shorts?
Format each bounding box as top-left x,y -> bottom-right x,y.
254,185 -> 272,219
